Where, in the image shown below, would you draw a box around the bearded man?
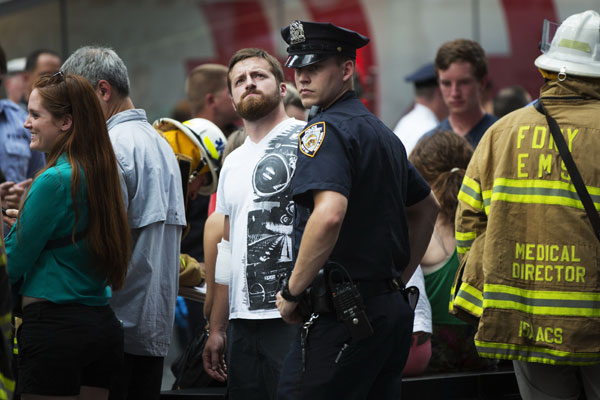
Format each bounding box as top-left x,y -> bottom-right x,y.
202,48 -> 305,400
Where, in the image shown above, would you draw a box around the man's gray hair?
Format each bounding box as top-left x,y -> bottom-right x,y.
62,46 -> 130,97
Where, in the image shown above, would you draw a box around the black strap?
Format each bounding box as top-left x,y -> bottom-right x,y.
43,229 -> 87,251
534,100 -> 600,242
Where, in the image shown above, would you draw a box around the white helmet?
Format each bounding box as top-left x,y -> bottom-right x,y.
153,117 -> 227,196
535,10 -> 600,79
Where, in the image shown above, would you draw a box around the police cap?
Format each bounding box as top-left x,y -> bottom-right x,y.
281,20 -> 369,68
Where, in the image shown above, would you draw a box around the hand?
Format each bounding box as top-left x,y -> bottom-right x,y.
1,179 -> 32,209
2,208 -> 18,230
202,330 -> 227,382
276,291 -> 303,324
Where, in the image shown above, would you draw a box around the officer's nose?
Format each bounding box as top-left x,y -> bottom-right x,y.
295,68 -> 309,84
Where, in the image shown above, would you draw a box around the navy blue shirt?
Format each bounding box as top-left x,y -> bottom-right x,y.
422,113 -> 498,149
292,91 -> 430,280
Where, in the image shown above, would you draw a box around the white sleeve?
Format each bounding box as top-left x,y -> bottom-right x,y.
214,238 -> 231,285
407,266 -> 432,334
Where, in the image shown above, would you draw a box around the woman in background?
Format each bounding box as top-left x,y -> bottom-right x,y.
409,130 -> 494,372
5,72 -> 131,400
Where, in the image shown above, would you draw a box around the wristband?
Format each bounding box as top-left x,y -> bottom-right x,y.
280,276 -> 300,302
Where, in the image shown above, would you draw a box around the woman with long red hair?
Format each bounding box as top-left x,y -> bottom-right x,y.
5,72 -> 131,400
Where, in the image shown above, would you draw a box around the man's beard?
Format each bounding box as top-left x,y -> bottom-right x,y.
235,89 -> 280,121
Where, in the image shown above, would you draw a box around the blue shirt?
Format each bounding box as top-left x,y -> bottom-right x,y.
422,113 -> 498,149
0,99 -> 45,182
6,155 -> 112,306
292,91 -> 431,280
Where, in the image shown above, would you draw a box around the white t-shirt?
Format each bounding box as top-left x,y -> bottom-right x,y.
393,103 -> 439,156
216,118 -> 306,320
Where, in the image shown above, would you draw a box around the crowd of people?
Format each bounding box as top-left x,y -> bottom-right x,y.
1,9 -> 599,400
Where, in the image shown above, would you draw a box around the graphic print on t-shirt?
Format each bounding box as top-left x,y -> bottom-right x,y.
246,123 -> 301,310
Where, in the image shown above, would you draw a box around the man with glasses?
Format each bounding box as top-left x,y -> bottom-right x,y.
62,46 -> 186,400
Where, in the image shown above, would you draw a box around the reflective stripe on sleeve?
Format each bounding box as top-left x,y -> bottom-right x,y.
458,176 -> 485,211
456,231 -> 476,254
453,281 -> 483,317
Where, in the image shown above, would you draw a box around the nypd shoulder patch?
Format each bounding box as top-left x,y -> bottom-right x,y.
299,122 -> 326,157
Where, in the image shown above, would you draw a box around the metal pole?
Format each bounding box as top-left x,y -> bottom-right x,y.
472,0 -> 480,43
59,0 -> 68,59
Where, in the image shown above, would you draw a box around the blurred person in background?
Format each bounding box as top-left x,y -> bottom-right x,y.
393,62 -> 448,155
0,45 -> 45,217
492,85 -> 532,118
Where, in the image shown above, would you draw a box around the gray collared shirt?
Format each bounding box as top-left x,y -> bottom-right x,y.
107,109 -> 186,356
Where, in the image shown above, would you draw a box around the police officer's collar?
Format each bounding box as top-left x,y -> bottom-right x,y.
320,89 -> 356,112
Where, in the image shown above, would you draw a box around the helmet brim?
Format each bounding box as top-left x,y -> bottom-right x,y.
535,53 -> 600,78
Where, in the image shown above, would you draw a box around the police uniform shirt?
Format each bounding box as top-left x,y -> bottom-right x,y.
292,91 -> 430,281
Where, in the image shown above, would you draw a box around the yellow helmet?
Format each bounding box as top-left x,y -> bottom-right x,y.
153,117 -> 227,196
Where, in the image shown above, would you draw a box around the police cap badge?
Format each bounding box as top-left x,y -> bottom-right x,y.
281,20 -> 369,68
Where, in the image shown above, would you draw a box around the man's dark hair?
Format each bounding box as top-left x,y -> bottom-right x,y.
414,79 -> 438,100
25,49 -> 60,72
227,48 -> 284,92
435,39 -> 488,81
493,85 -> 531,118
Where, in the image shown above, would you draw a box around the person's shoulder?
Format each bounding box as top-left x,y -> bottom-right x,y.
0,99 -> 27,121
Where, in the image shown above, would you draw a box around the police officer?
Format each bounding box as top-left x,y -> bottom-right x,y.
276,21 -> 440,398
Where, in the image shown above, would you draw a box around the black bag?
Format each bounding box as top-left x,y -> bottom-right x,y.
171,328 -> 226,390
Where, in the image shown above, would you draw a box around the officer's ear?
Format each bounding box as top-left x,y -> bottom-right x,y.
341,59 -> 354,83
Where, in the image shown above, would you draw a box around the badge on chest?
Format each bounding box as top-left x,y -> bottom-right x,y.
299,122 -> 326,157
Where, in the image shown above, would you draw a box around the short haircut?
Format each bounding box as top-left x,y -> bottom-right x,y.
227,48 -> 284,92
435,39 -> 488,81
0,44 -> 6,76
25,48 -> 61,72
185,64 -> 228,115
414,79 -> 438,100
493,85 -> 531,118
61,46 -> 130,97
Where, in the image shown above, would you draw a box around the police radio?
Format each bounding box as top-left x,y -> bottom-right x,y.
328,263 -> 374,341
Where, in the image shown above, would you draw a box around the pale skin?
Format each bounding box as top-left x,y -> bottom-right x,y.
201,56 -> 292,381
16,88 -> 110,400
437,61 -> 487,136
276,57 -> 440,322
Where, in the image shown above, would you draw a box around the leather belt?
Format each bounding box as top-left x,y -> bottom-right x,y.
355,278 -> 402,300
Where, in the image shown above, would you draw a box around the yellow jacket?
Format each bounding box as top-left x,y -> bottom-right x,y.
453,77 -> 600,365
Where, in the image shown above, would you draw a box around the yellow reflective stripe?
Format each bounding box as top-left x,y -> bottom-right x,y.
558,38 -> 591,53
483,284 -> 600,317
0,373 -> 15,393
491,178 -> 600,211
456,231 -> 476,254
458,176 -> 484,210
475,340 -> 600,365
453,282 -> 483,317
12,336 -> 17,355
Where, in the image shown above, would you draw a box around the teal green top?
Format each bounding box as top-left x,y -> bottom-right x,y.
6,154 -> 111,306
423,249 -> 466,325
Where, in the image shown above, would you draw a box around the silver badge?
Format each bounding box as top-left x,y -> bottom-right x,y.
290,20 -> 306,45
